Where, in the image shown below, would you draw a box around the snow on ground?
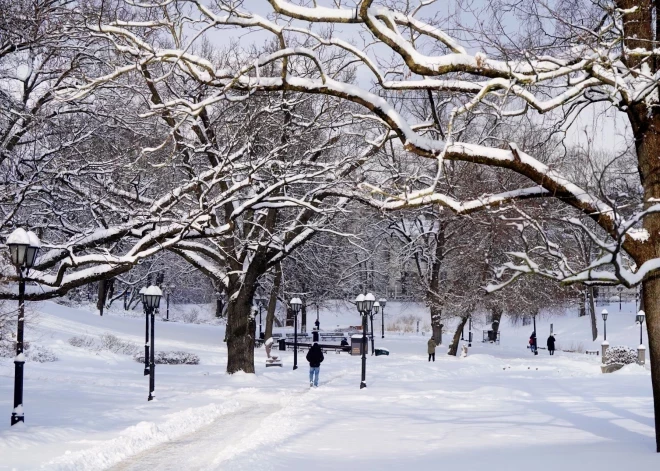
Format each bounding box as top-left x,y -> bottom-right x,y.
0,300 -> 657,470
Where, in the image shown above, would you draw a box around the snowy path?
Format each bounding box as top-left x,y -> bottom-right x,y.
108,371 -> 350,471
108,401 -> 282,471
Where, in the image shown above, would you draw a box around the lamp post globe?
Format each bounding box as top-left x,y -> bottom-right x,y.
6,228 -> 40,426
291,298 -> 302,370
601,309 -> 608,341
373,301 -> 380,314
7,228 -> 30,267
364,293 -> 375,312
355,294 -> 365,313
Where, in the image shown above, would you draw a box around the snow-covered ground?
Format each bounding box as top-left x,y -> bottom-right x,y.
0,300 -> 657,470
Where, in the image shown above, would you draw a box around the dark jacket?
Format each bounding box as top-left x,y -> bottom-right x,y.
306,344 -> 325,368
547,335 -> 556,350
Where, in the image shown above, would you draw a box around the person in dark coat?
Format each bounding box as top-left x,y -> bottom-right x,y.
529,331 -> 538,355
306,342 -> 324,387
547,334 -> 556,355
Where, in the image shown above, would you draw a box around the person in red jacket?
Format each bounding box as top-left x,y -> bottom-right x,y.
306,342 -> 324,387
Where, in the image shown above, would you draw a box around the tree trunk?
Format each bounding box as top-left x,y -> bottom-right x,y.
430,305 -> 442,345
578,288 -> 586,317
225,287 -> 255,374
448,316 -> 468,356
642,276 -> 660,452
588,286 -> 598,341
301,299 -> 307,334
264,263 -> 282,340
491,306 -> 503,340
96,280 -> 107,316
216,298 -> 223,318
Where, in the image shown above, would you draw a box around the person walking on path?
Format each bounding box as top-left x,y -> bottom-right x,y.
306,342 -> 324,387
529,331 -> 538,355
547,334 -> 556,356
427,336 -> 436,362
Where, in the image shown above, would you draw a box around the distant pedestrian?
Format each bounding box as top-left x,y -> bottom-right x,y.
427,336 -> 436,362
306,342 -> 324,387
529,331 -> 538,355
547,334 -> 556,355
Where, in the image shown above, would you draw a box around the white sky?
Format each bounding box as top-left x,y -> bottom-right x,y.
198,1 -> 630,152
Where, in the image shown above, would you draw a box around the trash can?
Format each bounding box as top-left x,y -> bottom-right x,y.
278,339 -> 286,351
351,334 -> 367,356
374,348 -> 389,356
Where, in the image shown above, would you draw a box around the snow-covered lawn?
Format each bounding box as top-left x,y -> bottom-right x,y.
0,301 -> 657,470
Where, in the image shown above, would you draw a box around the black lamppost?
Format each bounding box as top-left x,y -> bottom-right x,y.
142,285 -> 162,401
7,228 -> 40,426
636,311 -> 645,346
140,287 -> 149,376
371,301 -> 380,355
165,283 -> 175,321
468,316 -> 473,347
355,293 -> 375,389
291,297 -> 302,370
379,298 -> 387,338
617,286 -> 623,311
256,297 -> 267,338
601,309 -> 608,341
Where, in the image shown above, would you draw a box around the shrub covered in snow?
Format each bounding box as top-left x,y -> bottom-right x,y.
25,345 -> 58,362
604,346 -> 637,366
68,333 -> 139,355
68,335 -> 96,349
133,351 -> 200,365
99,333 -> 139,355
0,341 -> 58,362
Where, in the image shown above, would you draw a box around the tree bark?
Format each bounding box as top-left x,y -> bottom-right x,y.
264,263 -> 282,340
96,280 -> 106,316
642,276 -> 660,452
588,286 -> 598,341
448,316 -> 468,356
225,285 -> 255,374
491,306 -> 503,340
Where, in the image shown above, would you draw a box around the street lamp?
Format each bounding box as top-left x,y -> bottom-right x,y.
143,285 -> 162,401
7,228 -> 40,426
165,283 -> 175,321
354,294 -> 367,389
636,311 -> 645,346
372,301 -> 380,355
617,286 -> 624,311
291,297 -> 302,370
139,287 -> 149,376
601,309 -> 608,341
379,298 -> 387,338
255,297 -> 267,339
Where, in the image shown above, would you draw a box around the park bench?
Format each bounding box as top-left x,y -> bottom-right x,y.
585,350 -> 600,356
278,340 -> 350,354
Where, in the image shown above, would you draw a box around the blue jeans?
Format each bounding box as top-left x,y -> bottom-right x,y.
309,367 -> 320,386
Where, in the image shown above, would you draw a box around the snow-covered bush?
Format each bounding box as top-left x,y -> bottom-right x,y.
25,345 -> 58,363
68,333 -> 139,355
133,351 -> 200,365
0,341 -> 57,362
99,333 -> 140,355
604,346 -> 637,366
68,335 -> 96,349
181,307 -> 200,324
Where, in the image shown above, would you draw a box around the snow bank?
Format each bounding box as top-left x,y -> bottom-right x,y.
43,402 -> 240,471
